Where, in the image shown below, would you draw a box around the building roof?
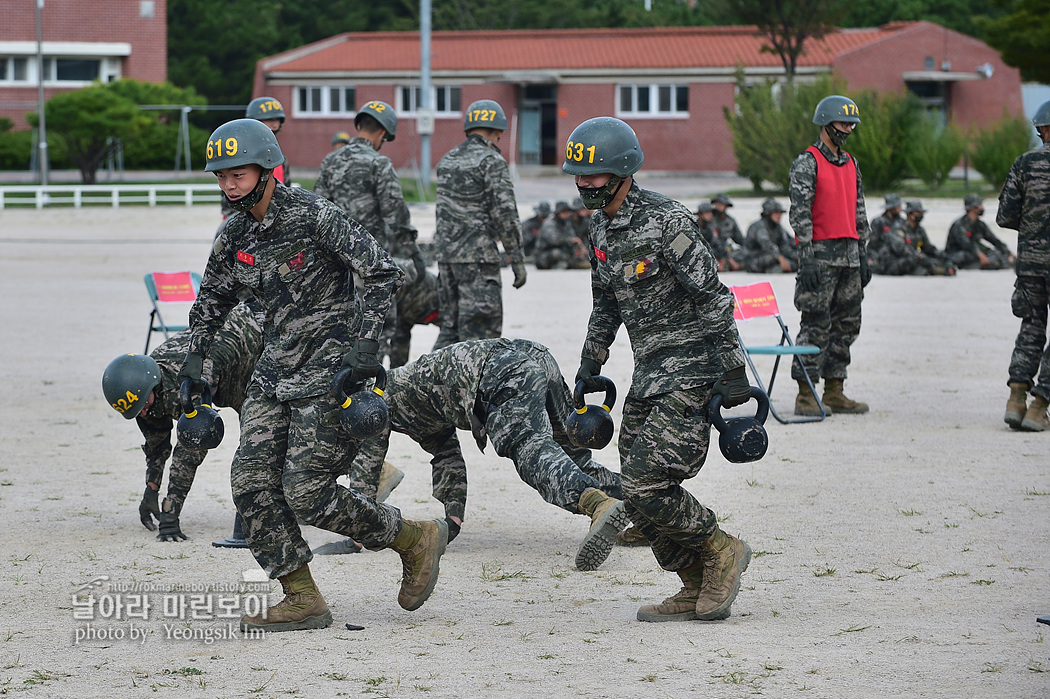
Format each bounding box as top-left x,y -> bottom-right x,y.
261,23 -> 920,78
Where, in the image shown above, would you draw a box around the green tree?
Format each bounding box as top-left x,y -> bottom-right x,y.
842,0 -> 997,37
845,89 -> 924,191
104,79 -> 209,170
969,111 -> 1036,189
26,85 -> 151,184
976,0 -> 1050,83
905,118 -> 964,189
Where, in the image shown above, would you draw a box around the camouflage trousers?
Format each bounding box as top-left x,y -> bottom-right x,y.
162,446 -> 209,515
534,246 -> 590,270
433,262 -> 503,350
1009,275 -> 1050,401
233,383 -> 402,579
744,253 -> 797,274
873,253 -> 926,276
618,385 -> 718,572
791,263 -> 863,382
949,249 -> 1010,270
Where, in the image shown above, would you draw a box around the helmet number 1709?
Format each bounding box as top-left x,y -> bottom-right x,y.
565,141 -> 596,164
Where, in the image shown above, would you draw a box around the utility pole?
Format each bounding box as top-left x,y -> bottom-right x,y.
35,0 -> 49,186
419,0 -> 432,191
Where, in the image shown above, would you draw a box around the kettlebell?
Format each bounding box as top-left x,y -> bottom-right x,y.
566,376 -> 617,450
333,366 -> 389,440
709,387 -> 769,464
177,379 -> 225,450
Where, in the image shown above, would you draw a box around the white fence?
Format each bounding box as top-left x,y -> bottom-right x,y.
0,184 -> 222,209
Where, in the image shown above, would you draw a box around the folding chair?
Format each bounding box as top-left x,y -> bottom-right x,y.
144,271 -> 202,353
729,281 -> 826,424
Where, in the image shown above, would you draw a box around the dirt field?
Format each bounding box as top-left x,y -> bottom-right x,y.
0,188 -> 1047,698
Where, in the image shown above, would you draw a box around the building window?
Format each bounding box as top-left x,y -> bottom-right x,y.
617,84 -> 689,117
295,86 -> 356,116
397,85 -> 461,116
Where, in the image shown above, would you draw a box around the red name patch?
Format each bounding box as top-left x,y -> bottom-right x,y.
287,252 -> 304,271
237,250 -> 255,266
594,247 -> 607,262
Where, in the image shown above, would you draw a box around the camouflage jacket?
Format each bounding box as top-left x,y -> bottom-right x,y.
868,212 -> 917,260
899,221 -> 940,257
392,256 -> 439,326
744,217 -> 796,259
139,302 -> 262,480
583,182 -> 746,398
788,139 -> 870,266
537,216 -> 582,254
314,137 -> 416,255
434,134 -> 523,264
712,211 -> 744,247
998,142 -> 1050,276
189,182 -> 402,401
945,215 -> 1011,259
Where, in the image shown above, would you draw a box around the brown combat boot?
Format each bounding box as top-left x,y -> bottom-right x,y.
637,560 -> 705,622
614,525 -> 650,547
1005,382 -> 1028,430
240,563 -> 332,633
377,461 -> 405,503
389,519 -> 448,611
822,378 -> 868,414
1021,396 -> 1050,432
575,488 -> 630,571
795,380 -> 830,416
695,527 -> 752,621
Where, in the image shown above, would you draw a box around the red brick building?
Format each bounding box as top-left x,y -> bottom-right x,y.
254,22 -> 1021,174
0,0 -> 167,129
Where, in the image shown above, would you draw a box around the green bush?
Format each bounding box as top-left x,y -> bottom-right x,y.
905,118 -> 965,190
846,90 -> 924,191
969,112 -> 1036,189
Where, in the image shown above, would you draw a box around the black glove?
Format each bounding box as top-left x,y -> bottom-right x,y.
445,517 -> 462,543
156,512 -> 187,542
139,486 -> 160,531
511,261 -> 527,289
575,358 -> 603,392
714,366 -> 751,409
341,338 -> 382,382
860,254 -> 872,288
798,258 -> 820,293
178,351 -> 203,386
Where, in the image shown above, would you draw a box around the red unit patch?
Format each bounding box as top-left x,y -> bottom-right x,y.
287,252 -> 305,271
237,250 -> 255,266
594,247 -> 607,262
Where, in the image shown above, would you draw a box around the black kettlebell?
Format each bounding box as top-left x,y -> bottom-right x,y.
177,379 -> 225,450
567,376 -> 617,450
333,366 -> 389,440
709,387 -> 769,464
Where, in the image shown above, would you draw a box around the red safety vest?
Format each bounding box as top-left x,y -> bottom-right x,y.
273,162 -> 287,185
806,145 -> 858,241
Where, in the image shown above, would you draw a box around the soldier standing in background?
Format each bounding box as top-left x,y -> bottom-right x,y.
432,99 -> 527,349
789,95 -> 871,416
565,116 -> 753,623
998,100 -> 1050,432
946,194 -> 1016,270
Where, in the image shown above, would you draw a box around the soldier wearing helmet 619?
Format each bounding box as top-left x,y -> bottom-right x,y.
998,98 -> 1050,431
563,116 -> 753,624
787,95 -> 871,416
432,99 -> 527,349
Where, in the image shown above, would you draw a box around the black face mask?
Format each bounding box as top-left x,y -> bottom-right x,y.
224,169 -> 272,213
825,124 -> 852,148
911,214 -> 924,224
576,176 -> 625,210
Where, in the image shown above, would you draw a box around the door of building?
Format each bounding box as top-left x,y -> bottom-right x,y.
519,85 -> 557,165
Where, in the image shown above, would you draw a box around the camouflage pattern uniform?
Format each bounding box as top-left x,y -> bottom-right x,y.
869,210 -> 930,275
520,202 -> 550,259
788,139 -> 870,382
998,141 -> 1050,400
139,302 -> 262,516
741,217 -> 798,273
348,339 -> 622,522
388,256 -> 440,369
535,215 -> 590,270
583,181 -> 746,572
187,182 -> 403,579
433,134 -> 524,348
945,214 -> 1013,269
901,220 -> 948,266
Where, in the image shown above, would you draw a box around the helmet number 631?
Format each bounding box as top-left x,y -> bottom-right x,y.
565,141 -> 596,164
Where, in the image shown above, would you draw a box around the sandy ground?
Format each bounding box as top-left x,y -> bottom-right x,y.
0,186 -> 1048,699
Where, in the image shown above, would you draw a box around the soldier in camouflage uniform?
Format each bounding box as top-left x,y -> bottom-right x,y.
868,194 -> 934,276
181,119 -> 446,633
388,255 -> 440,368
433,100 -> 527,349
898,200 -> 956,276
711,193 -> 745,271
220,97 -> 291,220
520,201 -> 551,260
535,201 -> 590,269
102,301 -> 262,542
344,338 -> 626,570
571,196 -> 594,245
741,198 -> 798,274
946,194 -> 1016,270
789,95 -> 871,416
565,117 -> 753,622
330,131 -> 351,151
998,99 -> 1050,432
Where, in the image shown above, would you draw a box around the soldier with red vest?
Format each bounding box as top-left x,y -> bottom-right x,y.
788,95 -> 871,417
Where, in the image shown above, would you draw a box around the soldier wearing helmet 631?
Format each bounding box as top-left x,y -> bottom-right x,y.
788,95 -> 871,416
998,98 -> 1050,432
432,99 -> 527,349
564,116 -> 753,623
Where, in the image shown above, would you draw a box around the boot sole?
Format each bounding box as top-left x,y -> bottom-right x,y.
211,537 -> 250,549
377,465 -> 405,504
1020,418 -> 1050,432
637,607 -> 698,622
575,501 -> 630,571
1004,411 -> 1024,429
240,610 -> 333,633
695,541 -> 752,621
400,519 -> 449,611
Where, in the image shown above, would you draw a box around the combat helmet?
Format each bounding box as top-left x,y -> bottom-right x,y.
205,118 -> 284,173
812,95 -> 861,126
761,198 -> 785,216
103,354 -> 162,420
464,99 -> 508,132
964,193 -> 983,210
245,97 -> 285,124
563,117 -> 644,209
331,131 -> 351,146
1033,99 -> 1050,128
884,193 -> 902,210
905,200 -> 926,214
356,100 -> 398,141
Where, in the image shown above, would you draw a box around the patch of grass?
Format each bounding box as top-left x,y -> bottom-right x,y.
162,667 -> 202,676
481,561 -> 531,582
1024,488 -> 1050,496
898,508 -> 922,516
875,572 -> 902,582
813,566 -> 836,578
981,664 -> 1001,673
753,550 -> 783,558
715,671 -> 747,685
971,579 -> 995,586
832,625 -> 871,636
939,571 -> 968,579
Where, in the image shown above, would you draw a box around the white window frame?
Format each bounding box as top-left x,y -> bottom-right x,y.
616,83 -> 689,119
293,85 -> 357,118
396,85 -> 462,118
0,56 -> 30,84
